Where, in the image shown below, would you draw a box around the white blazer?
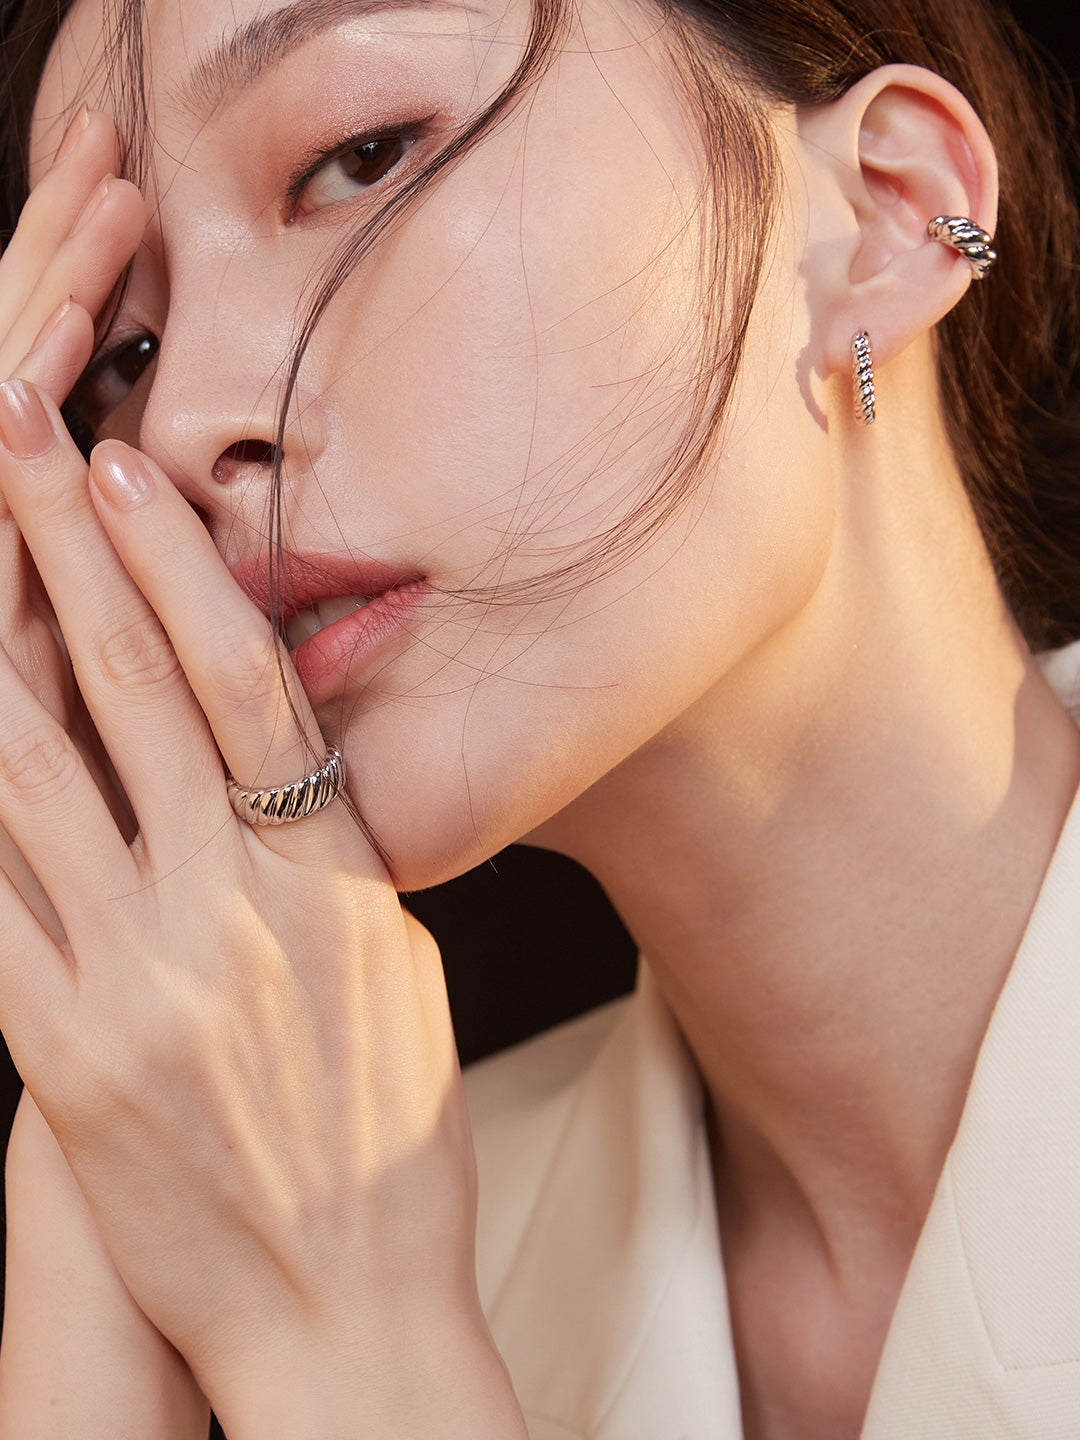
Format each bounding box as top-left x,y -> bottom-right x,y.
463,640 -> 1080,1440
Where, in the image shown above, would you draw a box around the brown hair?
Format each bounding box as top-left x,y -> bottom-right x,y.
1,0 -> 1078,647
673,0 -> 1080,649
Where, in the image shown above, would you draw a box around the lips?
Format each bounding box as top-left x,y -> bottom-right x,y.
283,593 -> 376,651
230,550 -> 428,704
230,551 -> 422,623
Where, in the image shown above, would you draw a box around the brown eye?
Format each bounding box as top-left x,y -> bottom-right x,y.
340,138 -> 408,186
294,136 -> 413,217
64,332 -> 160,453
110,334 -> 159,388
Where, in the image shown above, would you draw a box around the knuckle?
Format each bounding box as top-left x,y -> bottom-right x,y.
98,612 -> 182,692
0,723 -> 80,803
56,1036 -> 137,1134
212,629 -> 285,716
20,460 -> 87,522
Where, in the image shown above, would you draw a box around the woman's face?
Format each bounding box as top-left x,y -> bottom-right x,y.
32,0 -> 830,887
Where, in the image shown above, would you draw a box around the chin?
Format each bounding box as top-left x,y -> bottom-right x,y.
341,764 -> 529,893
352,767 -> 582,896
377,829 -> 515,896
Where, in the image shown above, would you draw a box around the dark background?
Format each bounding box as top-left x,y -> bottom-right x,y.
0,2 -> 1076,1430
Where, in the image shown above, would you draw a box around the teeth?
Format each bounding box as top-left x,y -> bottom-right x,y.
317,594 -> 371,627
284,595 -> 372,650
284,608 -> 321,649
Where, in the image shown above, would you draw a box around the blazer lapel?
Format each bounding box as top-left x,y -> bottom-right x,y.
475,640 -> 1080,1440
476,963 -> 743,1440
862,660 -> 1080,1437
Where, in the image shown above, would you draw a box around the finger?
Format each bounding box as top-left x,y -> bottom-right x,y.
12,299 -> 97,410
88,441 -> 377,869
0,177 -> 147,383
0,383 -> 223,853
0,509 -> 73,728
0,635 -> 136,949
0,305 -> 93,742
0,299 -> 95,610
0,862 -> 71,1084
0,110 -> 119,344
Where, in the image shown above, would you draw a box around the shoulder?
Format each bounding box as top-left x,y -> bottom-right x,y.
462,996 -> 630,1307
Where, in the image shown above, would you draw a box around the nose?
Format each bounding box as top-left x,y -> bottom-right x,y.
136,314 -> 329,534
212,438 -> 279,486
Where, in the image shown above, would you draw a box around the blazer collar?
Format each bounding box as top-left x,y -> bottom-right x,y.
484,639 -> 1080,1439
862,643 -> 1080,1434
484,960 -> 744,1439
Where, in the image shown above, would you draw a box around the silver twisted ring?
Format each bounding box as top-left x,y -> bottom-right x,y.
927,216 -> 998,280
227,746 -> 346,826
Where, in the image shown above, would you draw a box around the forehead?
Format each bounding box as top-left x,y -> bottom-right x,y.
31,0 -> 495,181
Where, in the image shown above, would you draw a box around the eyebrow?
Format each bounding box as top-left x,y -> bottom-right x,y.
170,0 -> 452,122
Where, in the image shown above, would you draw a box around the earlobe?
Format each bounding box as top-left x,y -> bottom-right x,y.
797,63 -> 999,381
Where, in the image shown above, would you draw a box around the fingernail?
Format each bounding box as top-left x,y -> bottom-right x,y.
26,298 -> 73,360
91,448 -> 152,509
54,104 -> 90,165
72,174 -> 113,235
0,380 -> 59,459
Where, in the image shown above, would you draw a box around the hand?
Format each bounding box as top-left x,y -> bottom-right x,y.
0,105 -> 146,395
0,105 -> 146,901
0,389 -> 527,1440
0,1092 -> 211,1438
0,109 -> 209,1438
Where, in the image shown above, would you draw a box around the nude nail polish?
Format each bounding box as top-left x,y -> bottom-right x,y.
91,450 -> 151,509
0,381 -> 59,459
72,174 -> 113,235
54,104 -> 90,165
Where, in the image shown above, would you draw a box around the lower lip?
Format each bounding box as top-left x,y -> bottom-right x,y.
288,581 -> 428,705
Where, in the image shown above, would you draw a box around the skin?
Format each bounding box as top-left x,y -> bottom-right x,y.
0,0 -> 1078,1437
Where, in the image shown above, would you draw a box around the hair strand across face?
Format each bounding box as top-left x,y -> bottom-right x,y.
2,0 -> 1078,650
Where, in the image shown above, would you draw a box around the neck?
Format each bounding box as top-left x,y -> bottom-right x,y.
532,394 -> 1080,1283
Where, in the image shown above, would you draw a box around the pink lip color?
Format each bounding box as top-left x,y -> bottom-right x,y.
287,581 -> 428,706
228,551 -> 428,707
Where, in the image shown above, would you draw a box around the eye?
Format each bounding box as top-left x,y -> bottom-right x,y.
89,334 -> 159,412
292,135 -> 413,218
64,332 -> 159,452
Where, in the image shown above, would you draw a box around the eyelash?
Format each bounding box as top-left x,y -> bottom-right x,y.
69,118 -> 437,440
284,115 -> 436,219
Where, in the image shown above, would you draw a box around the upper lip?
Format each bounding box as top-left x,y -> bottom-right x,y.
230,550 -> 425,625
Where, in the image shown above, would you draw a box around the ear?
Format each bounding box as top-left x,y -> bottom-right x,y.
794,63 -> 999,382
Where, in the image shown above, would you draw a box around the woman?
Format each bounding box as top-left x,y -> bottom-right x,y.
0,0 -> 1076,1433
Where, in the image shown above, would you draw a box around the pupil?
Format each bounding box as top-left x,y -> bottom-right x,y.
114,334 -> 159,386
343,138 -> 404,186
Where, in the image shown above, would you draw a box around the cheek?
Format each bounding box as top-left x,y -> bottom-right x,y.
310,49 -> 706,590
338,403 -> 834,894
295,36 -> 833,884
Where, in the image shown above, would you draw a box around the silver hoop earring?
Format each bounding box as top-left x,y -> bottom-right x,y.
927,216 -> 997,280
851,331 -> 876,426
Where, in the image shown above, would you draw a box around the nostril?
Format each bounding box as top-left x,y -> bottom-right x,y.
224,439 -> 277,465
212,438 -> 279,484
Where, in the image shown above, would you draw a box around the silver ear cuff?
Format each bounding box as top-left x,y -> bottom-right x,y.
927,216 -> 997,280
851,331 -> 876,426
